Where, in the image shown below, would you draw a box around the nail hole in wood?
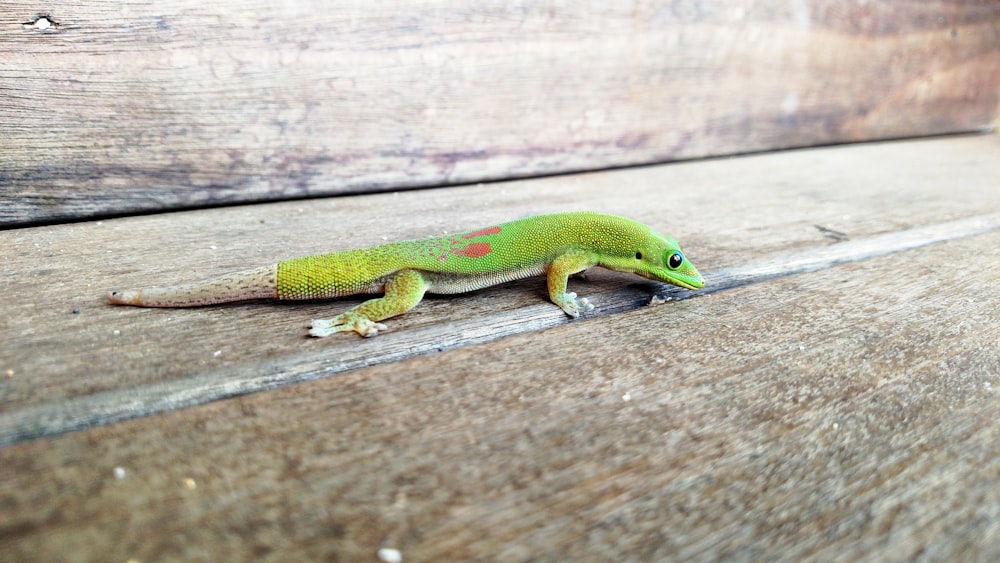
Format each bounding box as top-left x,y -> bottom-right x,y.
25,15 -> 58,31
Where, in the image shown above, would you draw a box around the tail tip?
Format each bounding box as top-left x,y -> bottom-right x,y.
107,289 -> 140,305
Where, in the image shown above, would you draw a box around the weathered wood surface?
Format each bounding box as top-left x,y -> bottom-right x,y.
2,134 -> 1000,440
4,211 -> 1000,449
0,133 -> 1000,561
3,1 -> 999,226
2,135 -> 1000,560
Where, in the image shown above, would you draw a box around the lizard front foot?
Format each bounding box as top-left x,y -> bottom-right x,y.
555,291 -> 595,318
310,312 -> 387,338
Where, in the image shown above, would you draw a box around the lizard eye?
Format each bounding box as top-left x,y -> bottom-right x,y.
667,251 -> 684,270
635,251 -> 643,260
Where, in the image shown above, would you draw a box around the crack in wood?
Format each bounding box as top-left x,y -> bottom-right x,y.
2,212 -> 1000,448
814,224 -> 850,242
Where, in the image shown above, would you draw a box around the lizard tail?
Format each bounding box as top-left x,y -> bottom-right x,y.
107,265 -> 278,307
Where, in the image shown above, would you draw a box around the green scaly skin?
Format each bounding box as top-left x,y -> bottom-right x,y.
108,212 -> 704,337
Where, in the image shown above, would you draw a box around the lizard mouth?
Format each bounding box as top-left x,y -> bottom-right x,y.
636,269 -> 704,290
665,272 -> 704,290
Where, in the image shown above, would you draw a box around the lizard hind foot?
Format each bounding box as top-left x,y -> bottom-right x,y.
309,313 -> 387,338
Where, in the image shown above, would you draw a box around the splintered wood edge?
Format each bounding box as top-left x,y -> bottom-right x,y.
3,211 -> 1000,447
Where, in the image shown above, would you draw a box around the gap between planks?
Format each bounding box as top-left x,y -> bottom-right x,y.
3,212 -> 1000,447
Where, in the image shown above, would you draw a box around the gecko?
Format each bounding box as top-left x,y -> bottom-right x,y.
107,211 -> 704,337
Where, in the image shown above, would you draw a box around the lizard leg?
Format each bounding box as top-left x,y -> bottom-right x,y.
546,252 -> 597,317
309,269 -> 429,338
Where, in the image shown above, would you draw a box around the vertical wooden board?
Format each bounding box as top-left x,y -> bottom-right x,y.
2,1 -> 998,225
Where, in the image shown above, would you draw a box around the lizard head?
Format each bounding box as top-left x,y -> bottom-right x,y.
601,234 -> 704,290
647,247 -> 704,290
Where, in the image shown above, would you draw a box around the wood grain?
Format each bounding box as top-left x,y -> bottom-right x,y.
1,229 -> 997,561
3,1 -> 999,225
3,210 -> 1000,446
2,135 -> 999,432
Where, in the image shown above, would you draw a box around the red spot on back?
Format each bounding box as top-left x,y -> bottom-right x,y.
462,226 -> 501,239
453,242 -> 492,258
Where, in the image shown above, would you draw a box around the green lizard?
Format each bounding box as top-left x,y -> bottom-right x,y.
108,211 -> 704,337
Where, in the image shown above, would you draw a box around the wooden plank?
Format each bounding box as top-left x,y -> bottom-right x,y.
3,211 -> 1000,446
1,230 -> 998,561
3,1 -> 998,225
2,134 -> 1000,440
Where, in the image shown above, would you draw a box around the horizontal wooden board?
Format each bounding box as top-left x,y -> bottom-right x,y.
2,134 -> 999,444
4,211 -> 1000,447
2,1 -> 999,225
1,227 -> 998,561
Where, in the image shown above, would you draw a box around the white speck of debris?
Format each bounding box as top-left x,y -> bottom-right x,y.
210,245 -> 217,250
984,381 -> 994,393
378,548 -> 402,563
96,221 -> 103,226
780,91 -> 799,115
114,467 -> 127,479
183,478 -> 197,490
622,392 -> 631,401
832,422 -> 840,431
113,329 -> 121,336
798,344 -> 805,351
213,350 -> 222,357
34,17 -> 52,31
